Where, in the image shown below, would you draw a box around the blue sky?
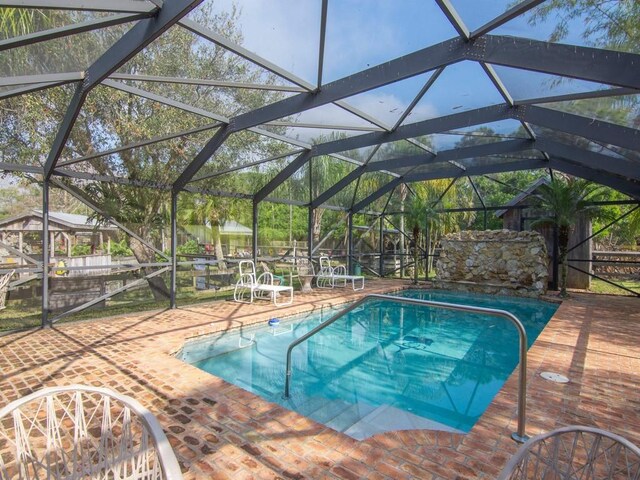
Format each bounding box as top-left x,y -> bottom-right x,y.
187,0 -> 607,148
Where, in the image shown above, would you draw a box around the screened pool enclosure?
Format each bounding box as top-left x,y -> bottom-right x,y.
0,0 -> 639,327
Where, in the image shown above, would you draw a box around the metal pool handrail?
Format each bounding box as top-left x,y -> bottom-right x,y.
284,293 -> 530,443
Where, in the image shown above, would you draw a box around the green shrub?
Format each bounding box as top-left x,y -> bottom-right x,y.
176,239 -> 203,256
110,239 -> 133,257
71,244 -> 91,256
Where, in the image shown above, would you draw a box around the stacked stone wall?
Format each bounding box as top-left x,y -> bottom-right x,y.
435,230 -> 548,297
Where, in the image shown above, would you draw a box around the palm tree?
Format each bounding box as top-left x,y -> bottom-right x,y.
405,195 -> 438,284
533,175 -> 601,298
179,194 -> 242,263
405,179 -> 475,283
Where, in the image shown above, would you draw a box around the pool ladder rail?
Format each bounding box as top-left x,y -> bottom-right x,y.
284,293 -> 530,443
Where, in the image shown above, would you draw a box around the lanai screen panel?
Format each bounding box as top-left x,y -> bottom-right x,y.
0,0 -> 638,203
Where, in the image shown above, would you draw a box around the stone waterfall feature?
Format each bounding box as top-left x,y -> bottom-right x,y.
434,230 -> 549,297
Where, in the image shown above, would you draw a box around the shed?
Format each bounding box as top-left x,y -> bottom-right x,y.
495,179 -> 591,290
183,220 -> 253,256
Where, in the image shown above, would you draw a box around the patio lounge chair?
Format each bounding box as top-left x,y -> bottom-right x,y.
0,384 -> 183,480
234,260 -> 293,306
497,425 -> 640,479
316,256 -> 364,291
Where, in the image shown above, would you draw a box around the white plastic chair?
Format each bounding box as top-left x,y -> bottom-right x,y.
233,260 -> 293,306
316,256 -> 364,291
0,385 -> 183,480
497,425 -> 640,479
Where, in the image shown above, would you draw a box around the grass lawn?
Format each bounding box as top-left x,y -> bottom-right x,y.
589,278 -> 640,296
0,271 -> 237,333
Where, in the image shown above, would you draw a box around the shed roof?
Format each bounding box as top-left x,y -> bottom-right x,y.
495,178 -> 550,218
220,220 -> 252,236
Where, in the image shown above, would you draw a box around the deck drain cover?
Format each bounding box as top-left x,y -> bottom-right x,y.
540,372 -> 569,384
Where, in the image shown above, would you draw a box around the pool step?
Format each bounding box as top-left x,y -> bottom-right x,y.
295,396 -> 464,440
343,404 -> 464,440
296,396 -> 377,434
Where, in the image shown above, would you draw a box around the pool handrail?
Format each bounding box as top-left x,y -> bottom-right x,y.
284,293 -> 530,443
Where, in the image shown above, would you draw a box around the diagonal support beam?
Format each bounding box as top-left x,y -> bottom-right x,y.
0,72 -> 84,87
173,125 -> 231,190
355,157 -> 542,214
479,35 -> 640,90
192,149 -> 303,183
369,139 -> 534,172
520,106 -> 640,152
103,79 -> 227,122
0,1 -> 157,13
548,157 -> 640,199
43,0 -> 203,179
57,122 -> 221,167
254,150 -> 313,204
0,81 -> 73,100
406,158 -> 548,183
315,105 -> 512,155
50,267 -> 170,323
229,38 -> 465,133
535,137 -> 640,180
313,105 -> 513,157
179,18 -> 314,90
313,138 -> 529,209
109,73 -> 307,92
51,179 -> 170,259
310,104 -> 640,160
55,168 -> 172,190
470,0 -> 546,39
0,162 -> 43,174
352,178 -> 403,214
0,241 -> 42,265
514,87 -> 638,106
312,166 -> 366,208
435,0 -> 469,40
0,13 -> 149,51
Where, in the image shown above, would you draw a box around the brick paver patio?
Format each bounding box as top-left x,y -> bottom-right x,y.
1,280 -> 639,479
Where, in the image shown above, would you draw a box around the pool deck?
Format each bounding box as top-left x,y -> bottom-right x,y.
1,280 -> 639,479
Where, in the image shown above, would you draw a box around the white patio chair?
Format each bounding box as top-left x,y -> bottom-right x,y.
0,269 -> 14,310
497,425 -> 640,479
0,384 -> 183,480
233,260 -> 293,306
316,256 -> 364,291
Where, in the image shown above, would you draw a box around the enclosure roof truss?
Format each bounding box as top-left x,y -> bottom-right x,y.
0,0 -> 639,209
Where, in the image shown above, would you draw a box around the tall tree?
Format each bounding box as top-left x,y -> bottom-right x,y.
532,175 -> 601,297
1,5 -> 290,298
527,0 -> 639,51
405,179 -> 475,283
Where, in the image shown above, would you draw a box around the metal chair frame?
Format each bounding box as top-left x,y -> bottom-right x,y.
0,384 -> 183,480
498,425 -> 640,479
233,260 -> 293,306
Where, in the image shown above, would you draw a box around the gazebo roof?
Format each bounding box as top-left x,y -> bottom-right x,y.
0,210 -> 116,231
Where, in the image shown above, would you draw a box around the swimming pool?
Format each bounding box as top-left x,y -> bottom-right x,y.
178,289 -> 558,439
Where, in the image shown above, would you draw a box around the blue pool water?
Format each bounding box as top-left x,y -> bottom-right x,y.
179,290 -> 558,439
